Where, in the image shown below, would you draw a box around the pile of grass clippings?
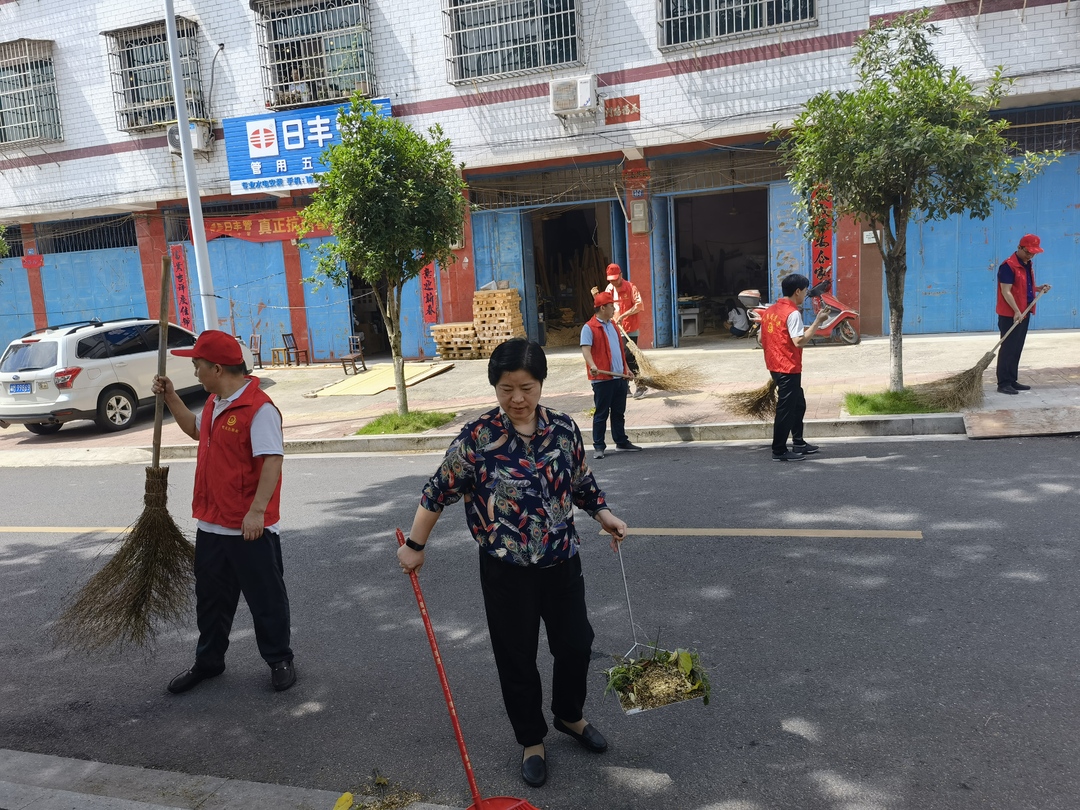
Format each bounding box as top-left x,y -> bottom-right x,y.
605,646 -> 710,712
334,771 -> 425,810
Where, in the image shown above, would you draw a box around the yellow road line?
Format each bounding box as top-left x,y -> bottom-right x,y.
0,526 -> 130,534
607,527 -> 923,539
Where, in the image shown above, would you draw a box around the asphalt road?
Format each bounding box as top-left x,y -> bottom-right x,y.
2,436 -> 1080,810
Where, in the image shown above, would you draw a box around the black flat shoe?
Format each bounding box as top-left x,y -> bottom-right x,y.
521,752 -> 547,787
271,660 -> 296,692
553,717 -> 608,753
167,665 -> 224,695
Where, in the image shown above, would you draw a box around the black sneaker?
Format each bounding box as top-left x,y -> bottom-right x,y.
793,442 -> 819,455
271,660 -> 296,692
997,384 -> 1019,395
616,442 -> 643,452
772,451 -> 806,461
1012,382 -> 1031,391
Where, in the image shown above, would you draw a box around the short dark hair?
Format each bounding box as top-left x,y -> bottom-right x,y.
781,273 -> 810,297
222,363 -> 249,376
487,338 -> 547,386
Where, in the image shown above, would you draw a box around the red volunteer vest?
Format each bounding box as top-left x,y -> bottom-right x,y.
996,254 -> 1037,317
192,378 -> 282,529
761,298 -> 803,374
608,279 -> 641,334
584,316 -> 627,381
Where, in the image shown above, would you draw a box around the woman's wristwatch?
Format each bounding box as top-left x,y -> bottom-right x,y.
404,537 -> 427,552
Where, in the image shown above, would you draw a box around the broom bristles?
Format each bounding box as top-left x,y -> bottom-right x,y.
910,350 -> 996,411
623,335 -> 706,392
55,466 -> 194,653
724,379 -> 778,420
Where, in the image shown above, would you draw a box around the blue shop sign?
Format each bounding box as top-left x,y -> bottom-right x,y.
224,98 -> 391,195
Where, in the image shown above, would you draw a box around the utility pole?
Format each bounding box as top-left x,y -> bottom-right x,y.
163,0 -> 218,330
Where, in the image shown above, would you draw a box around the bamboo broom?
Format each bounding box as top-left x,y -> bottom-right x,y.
616,325 -> 705,392
55,255 -> 195,652
911,289 -> 1048,411
724,378 -> 778,420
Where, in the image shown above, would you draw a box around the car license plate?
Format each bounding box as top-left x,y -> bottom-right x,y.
8,382 -> 32,394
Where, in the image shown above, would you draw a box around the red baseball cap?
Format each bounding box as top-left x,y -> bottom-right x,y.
594,291 -> 615,307
1019,234 -> 1043,254
606,263 -> 622,280
172,329 -> 244,365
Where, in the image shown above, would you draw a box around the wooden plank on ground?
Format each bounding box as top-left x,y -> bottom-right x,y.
964,406 -> 1080,438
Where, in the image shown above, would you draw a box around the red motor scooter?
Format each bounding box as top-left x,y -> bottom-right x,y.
741,280 -> 860,347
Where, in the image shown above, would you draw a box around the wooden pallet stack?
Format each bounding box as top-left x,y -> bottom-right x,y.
429,322 -> 479,360
473,289 -> 526,358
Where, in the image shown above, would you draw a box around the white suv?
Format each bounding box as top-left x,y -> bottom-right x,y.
0,319 -> 252,435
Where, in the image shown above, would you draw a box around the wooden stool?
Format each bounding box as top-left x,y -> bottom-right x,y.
271,347 -> 288,366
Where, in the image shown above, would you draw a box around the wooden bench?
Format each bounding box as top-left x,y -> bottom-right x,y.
341,334 -> 367,374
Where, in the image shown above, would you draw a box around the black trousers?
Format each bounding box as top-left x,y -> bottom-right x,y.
770,371 -> 806,455
996,314 -> 1030,387
193,528 -> 293,671
622,333 -> 641,378
479,550 -> 595,746
592,378 -> 629,450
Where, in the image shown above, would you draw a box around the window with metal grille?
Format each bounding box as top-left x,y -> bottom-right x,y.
0,39 -> 62,147
2,225 -> 25,257
659,0 -> 815,50
104,18 -> 206,132
444,0 -> 579,84
34,215 -> 138,255
998,104 -> 1080,154
164,199 -> 279,242
252,0 -> 376,111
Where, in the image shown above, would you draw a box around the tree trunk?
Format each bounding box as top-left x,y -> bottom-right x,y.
372,281 -> 409,415
882,206 -> 909,392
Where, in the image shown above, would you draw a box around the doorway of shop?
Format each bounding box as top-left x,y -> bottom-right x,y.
530,201 -> 626,348
673,187 -> 769,344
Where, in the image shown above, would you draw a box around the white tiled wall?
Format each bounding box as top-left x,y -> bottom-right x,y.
0,0 -> 1076,222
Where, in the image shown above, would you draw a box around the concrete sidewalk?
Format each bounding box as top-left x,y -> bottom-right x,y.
0,749 -> 457,810
0,329 -> 1077,462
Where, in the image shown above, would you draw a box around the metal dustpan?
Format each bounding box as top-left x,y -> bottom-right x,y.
608,541 -> 708,715
396,529 -> 540,810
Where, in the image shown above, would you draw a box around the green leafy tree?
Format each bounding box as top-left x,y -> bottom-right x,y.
300,96 -> 466,414
774,10 -> 1059,390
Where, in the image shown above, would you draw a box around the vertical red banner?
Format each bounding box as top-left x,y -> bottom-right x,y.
420,264 -> 438,324
170,244 -> 195,331
810,190 -> 834,286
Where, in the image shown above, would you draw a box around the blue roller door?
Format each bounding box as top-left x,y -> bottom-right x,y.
900,152 -> 1080,333
0,258 -> 36,350
299,235 -> 352,360
39,247 -> 146,325
471,210 -> 538,342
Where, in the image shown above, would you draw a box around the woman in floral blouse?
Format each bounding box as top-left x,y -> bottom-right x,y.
397,338 -> 628,789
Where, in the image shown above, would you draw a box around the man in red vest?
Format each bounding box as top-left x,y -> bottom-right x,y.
581,291 -> 642,460
995,234 -> 1051,395
605,263 -> 647,399
760,274 -> 829,461
152,330 -> 295,693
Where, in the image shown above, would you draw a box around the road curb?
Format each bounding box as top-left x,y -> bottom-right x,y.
0,748 -> 464,810
150,413 -> 966,460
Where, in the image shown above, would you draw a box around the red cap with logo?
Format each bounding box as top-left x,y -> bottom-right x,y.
594,291 -> 615,307
1019,234 -> 1043,255
606,263 -> 622,281
171,330 -> 245,365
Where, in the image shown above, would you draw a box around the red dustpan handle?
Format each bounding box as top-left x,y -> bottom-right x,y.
396,529 -> 487,809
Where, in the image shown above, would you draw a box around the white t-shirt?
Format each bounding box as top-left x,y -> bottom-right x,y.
786,310 -> 806,341
194,381 -> 284,535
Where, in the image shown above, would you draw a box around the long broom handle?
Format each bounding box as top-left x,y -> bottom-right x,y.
152,254 -> 172,470
395,529 -> 486,810
616,542 -> 639,650
989,289 -> 1048,355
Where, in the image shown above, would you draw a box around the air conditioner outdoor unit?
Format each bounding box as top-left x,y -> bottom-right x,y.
549,75 -> 596,116
167,121 -> 213,155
